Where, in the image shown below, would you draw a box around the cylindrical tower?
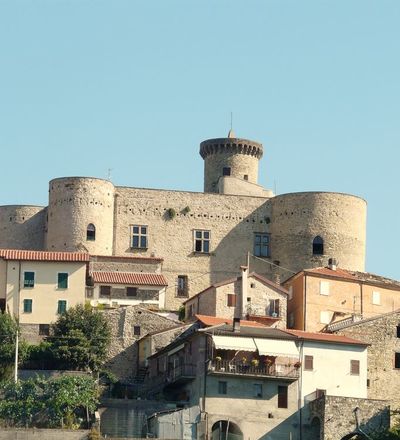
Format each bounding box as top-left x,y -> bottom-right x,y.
200,131 -> 263,193
269,192 -> 367,273
47,177 -> 115,255
0,205 -> 46,250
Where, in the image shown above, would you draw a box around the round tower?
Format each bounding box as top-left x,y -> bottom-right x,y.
0,205 -> 46,250
200,131 -> 263,193
269,192 -> 367,273
46,177 -> 115,255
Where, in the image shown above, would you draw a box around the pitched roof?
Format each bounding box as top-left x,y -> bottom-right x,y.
0,249 -> 89,262
282,329 -> 369,346
330,309 -> 400,331
183,272 -> 287,304
195,314 -> 268,328
91,271 -> 168,286
285,266 -> 400,290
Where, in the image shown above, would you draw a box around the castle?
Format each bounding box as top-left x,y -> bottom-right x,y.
0,131 -> 367,310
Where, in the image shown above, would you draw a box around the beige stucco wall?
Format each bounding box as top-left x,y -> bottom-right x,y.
0,259 -> 6,300
285,273 -> 400,332
5,260 -> 86,324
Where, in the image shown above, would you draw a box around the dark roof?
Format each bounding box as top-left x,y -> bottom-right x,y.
195,314 -> 268,328
282,329 -> 369,346
211,326 -> 298,340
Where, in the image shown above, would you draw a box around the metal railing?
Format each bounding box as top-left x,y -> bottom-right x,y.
209,360 -> 300,379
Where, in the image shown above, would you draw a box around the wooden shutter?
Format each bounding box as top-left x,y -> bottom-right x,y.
304,355 -> 314,371
227,294 -> 237,307
350,360 -> 360,375
278,385 -> 288,408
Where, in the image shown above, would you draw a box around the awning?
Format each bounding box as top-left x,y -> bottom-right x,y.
212,335 -> 257,352
168,344 -> 185,356
253,338 -> 299,357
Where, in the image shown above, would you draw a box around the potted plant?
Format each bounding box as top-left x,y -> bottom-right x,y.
241,356 -> 247,364
215,356 -> 222,363
251,359 -> 259,368
294,361 -> 301,369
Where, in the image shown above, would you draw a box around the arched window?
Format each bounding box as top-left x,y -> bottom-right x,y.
86,223 -> 96,241
313,236 -> 324,255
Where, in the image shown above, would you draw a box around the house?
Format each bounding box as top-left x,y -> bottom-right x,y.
143,315 -> 377,440
283,259 -> 400,332
0,249 -> 89,341
331,309 -> 400,420
183,266 -> 288,328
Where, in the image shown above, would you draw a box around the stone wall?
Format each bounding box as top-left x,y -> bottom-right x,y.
336,311 -> 400,417
308,395 -> 389,440
0,429 -> 89,440
103,305 -> 181,382
0,205 -> 46,250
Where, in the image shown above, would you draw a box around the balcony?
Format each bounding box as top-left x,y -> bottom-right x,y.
208,360 -> 299,381
143,364 -> 197,397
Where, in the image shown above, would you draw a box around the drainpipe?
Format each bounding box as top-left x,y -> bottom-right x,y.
14,261 -> 22,383
360,282 -> 363,316
240,266 -> 248,319
298,339 -> 304,440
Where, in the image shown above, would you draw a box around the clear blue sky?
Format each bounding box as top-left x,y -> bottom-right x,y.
0,1 -> 399,280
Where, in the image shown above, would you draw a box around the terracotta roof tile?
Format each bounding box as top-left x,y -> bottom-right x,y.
0,249 -> 89,262
282,329 -> 368,346
195,314 -> 268,328
91,271 -> 168,286
305,267 -> 357,280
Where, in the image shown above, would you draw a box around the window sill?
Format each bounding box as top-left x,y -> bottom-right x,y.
130,247 -> 148,251
193,251 -> 211,256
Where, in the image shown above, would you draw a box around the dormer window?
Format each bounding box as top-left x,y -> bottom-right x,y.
312,236 -> 324,255
87,224 -> 96,241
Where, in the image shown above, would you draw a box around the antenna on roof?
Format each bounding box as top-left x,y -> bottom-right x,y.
107,168 -> 113,181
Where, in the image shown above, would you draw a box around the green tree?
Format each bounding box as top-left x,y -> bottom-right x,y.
0,312 -> 25,382
51,304 -> 111,372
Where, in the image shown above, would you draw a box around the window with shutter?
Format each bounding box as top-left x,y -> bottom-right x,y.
350,360 -> 360,375
278,385 -> 288,408
227,294 -> 237,307
304,355 -> 314,371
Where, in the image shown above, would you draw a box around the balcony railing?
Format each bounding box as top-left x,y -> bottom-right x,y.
208,360 -> 300,380
143,364 -> 197,397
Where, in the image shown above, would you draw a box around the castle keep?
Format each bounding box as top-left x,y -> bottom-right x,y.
0,132 -> 367,309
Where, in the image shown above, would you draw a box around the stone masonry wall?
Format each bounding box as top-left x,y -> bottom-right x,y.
336,311 -> 400,417
103,306 -> 181,382
308,395 -> 389,440
0,429 -> 89,440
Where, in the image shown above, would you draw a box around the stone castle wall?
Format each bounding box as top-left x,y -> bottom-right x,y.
46,177 -> 115,254
270,192 -> 367,277
0,205 -> 46,250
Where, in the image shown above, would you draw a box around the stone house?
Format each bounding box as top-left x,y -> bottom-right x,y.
102,305 -> 182,382
183,266 -> 288,328
283,259 -> 400,332
332,309 -> 400,420
143,316 -> 380,439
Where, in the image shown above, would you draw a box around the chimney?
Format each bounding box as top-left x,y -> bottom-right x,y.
240,266 -> 248,319
233,317 -> 241,333
328,258 -> 337,271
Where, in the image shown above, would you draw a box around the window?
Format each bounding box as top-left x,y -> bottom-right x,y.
304,355 -> 314,371
131,225 -> 148,249
218,381 -> 227,395
57,273 -> 68,289
39,324 -> 50,336
268,299 -> 280,317
126,287 -> 138,297
222,167 -> 231,176
86,223 -> 96,241
243,174 -> 248,181
320,311 -> 331,324
24,272 -> 35,288
227,294 -> 237,307
350,360 -> 360,375
312,236 -> 324,255
188,304 -> 194,318
397,325 -> 400,338
194,230 -> 210,253
254,233 -> 270,257
100,286 -> 111,297
23,299 -> 32,313
177,275 -> 189,297
319,281 -> 329,296
372,291 -> 381,305
288,286 -> 293,300
133,326 -> 141,336
57,300 -> 67,314
278,385 -> 288,408
395,353 -> 400,369
254,384 -> 262,398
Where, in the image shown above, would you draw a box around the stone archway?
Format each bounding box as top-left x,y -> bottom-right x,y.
308,417 -> 321,440
211,420 -> 243,440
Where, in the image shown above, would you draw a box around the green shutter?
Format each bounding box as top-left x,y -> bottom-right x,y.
23,299 -> 32,313
57,300 -> 67,314
24,272 -> 35,288
58,273 -> 68,289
